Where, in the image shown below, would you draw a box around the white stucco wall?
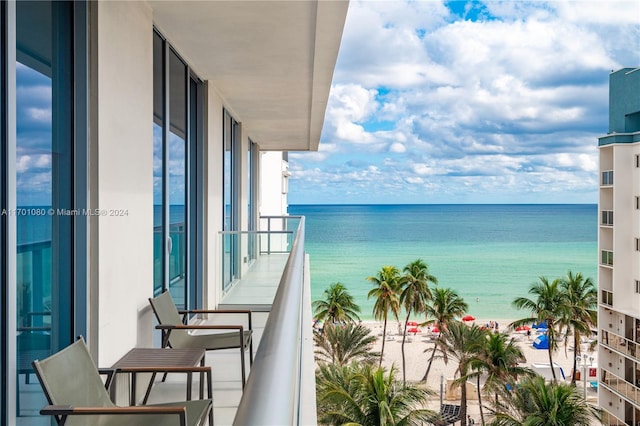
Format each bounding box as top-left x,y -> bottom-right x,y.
96,0 -> 154,365
260,152 -> 288,217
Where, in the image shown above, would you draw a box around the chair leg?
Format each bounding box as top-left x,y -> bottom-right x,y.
240,346 -> 246,390
249,339 -> 254,366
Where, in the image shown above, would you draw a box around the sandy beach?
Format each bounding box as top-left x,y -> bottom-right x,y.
359,319 -> 598,419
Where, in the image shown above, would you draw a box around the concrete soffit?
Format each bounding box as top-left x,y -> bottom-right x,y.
149,0 -> 349,152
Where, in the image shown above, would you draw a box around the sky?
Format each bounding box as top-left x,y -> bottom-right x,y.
288,0 -> 640,205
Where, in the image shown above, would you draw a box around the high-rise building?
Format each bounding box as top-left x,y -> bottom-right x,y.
597,67 -> 640,425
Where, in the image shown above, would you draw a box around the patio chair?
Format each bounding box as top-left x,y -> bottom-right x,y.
32,337 -> 213,426
149,291 -> 253,388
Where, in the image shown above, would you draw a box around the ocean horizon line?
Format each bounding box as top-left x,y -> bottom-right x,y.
290,202 -> 597,206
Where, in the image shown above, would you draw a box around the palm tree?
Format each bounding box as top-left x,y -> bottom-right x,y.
314,322 -> 379,366
511,276 -> 565,382
399,259 -> 437,384
367,266 -> 402,367
421,287 -> 468,382
439,321 -> 486,426
488,375 -> 602,425
312,282 -> 361,326
558,270 -> 597,385
468,331 -> 534,425
316,363 -> 437,426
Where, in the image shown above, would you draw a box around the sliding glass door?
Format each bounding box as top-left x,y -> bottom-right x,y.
153,30 -> 202,310
13,1 -> 86,423
222,110 -> 239,291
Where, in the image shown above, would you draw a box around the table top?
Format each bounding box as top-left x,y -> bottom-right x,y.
111,348 -> 205,371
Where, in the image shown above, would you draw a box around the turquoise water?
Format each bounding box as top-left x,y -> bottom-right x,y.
289,204 -> 597,320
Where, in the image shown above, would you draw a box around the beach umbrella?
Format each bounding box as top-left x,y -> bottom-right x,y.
516,325 -> 531,332
431,326 -> 440,333
408,327 -> 421,334
406,321 -> 418,327
462,315 -> 475,322
533,334 -> 549,350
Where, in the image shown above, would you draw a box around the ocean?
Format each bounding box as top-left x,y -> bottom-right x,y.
288,204 -> 597,321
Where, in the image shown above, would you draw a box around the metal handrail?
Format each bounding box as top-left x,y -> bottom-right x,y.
233,217 -> 306,425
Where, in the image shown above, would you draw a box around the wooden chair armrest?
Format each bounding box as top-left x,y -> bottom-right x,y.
180,309 -> 251,315
178,309 -> 253,329
121,366 -> 211,374
42,404 -> 187,415
156,324 -> 245,331
41,405 -> 188,426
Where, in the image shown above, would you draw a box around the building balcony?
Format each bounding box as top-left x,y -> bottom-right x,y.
601,329 -> 640,362
600,367 -> 640,406
601,170 -> 614,186
17,216 -> 314,426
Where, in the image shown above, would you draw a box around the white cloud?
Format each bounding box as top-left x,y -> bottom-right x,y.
389,142 -> 406,153
288,0 -> 640,204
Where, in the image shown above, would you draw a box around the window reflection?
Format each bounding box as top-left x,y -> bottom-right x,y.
16,1 -> 73,422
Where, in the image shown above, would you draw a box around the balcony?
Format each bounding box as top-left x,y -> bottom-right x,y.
601,329 -> 640,361
601,250 -> 614,267
600,367 -> 640,406
16,216 -> 314,425
601,210 -> 614,226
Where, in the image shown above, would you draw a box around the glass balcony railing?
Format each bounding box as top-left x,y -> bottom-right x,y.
233,216 -> 315,425
220,216 -> 302,293
601,409 -> 627,426
601,329 -> 640,361
153,223 -> 187,307
17,240 -> 52,331
601,367 -> 640,405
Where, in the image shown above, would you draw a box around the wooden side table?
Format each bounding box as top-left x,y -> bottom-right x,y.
111,348 -> 210,406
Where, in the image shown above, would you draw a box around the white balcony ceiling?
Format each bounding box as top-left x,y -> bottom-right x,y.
149,0 -> 348,152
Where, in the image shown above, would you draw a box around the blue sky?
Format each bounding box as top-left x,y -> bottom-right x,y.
288,0 -> 640,205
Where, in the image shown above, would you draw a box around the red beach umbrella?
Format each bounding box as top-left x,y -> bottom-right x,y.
431,326 -> 440,333
406,321 -> 418,327
516,325 -> 531,332
408,327 -> 421,334
462,315 -> 475,322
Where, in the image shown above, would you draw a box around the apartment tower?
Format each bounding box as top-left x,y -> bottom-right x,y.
598,67 -> 640,425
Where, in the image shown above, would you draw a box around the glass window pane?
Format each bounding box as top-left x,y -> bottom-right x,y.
16,1 -> 73,422
153,32 -> 164,296
168,50 -> 186,307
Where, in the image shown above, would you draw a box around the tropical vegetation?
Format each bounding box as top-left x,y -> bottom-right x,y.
487,375 -> 601,425
558,270 -> 597,386
313,281 -> 361,326
421,287 -> 468,383
399,259 -> 437,384
510,276 -> 564,381
367,265 -> 402,366
316,363 -> 437,426
314,321 -> 379,366
311,267 -> 599,426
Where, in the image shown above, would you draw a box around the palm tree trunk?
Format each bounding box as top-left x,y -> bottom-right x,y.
421,342 -> 438,382
477,375 -> 485,425
380,316 -> 388,368
571,330 -> 579,386
401,310 -> 412,385
460,376 -> 468,426
547,340 -> 557,382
